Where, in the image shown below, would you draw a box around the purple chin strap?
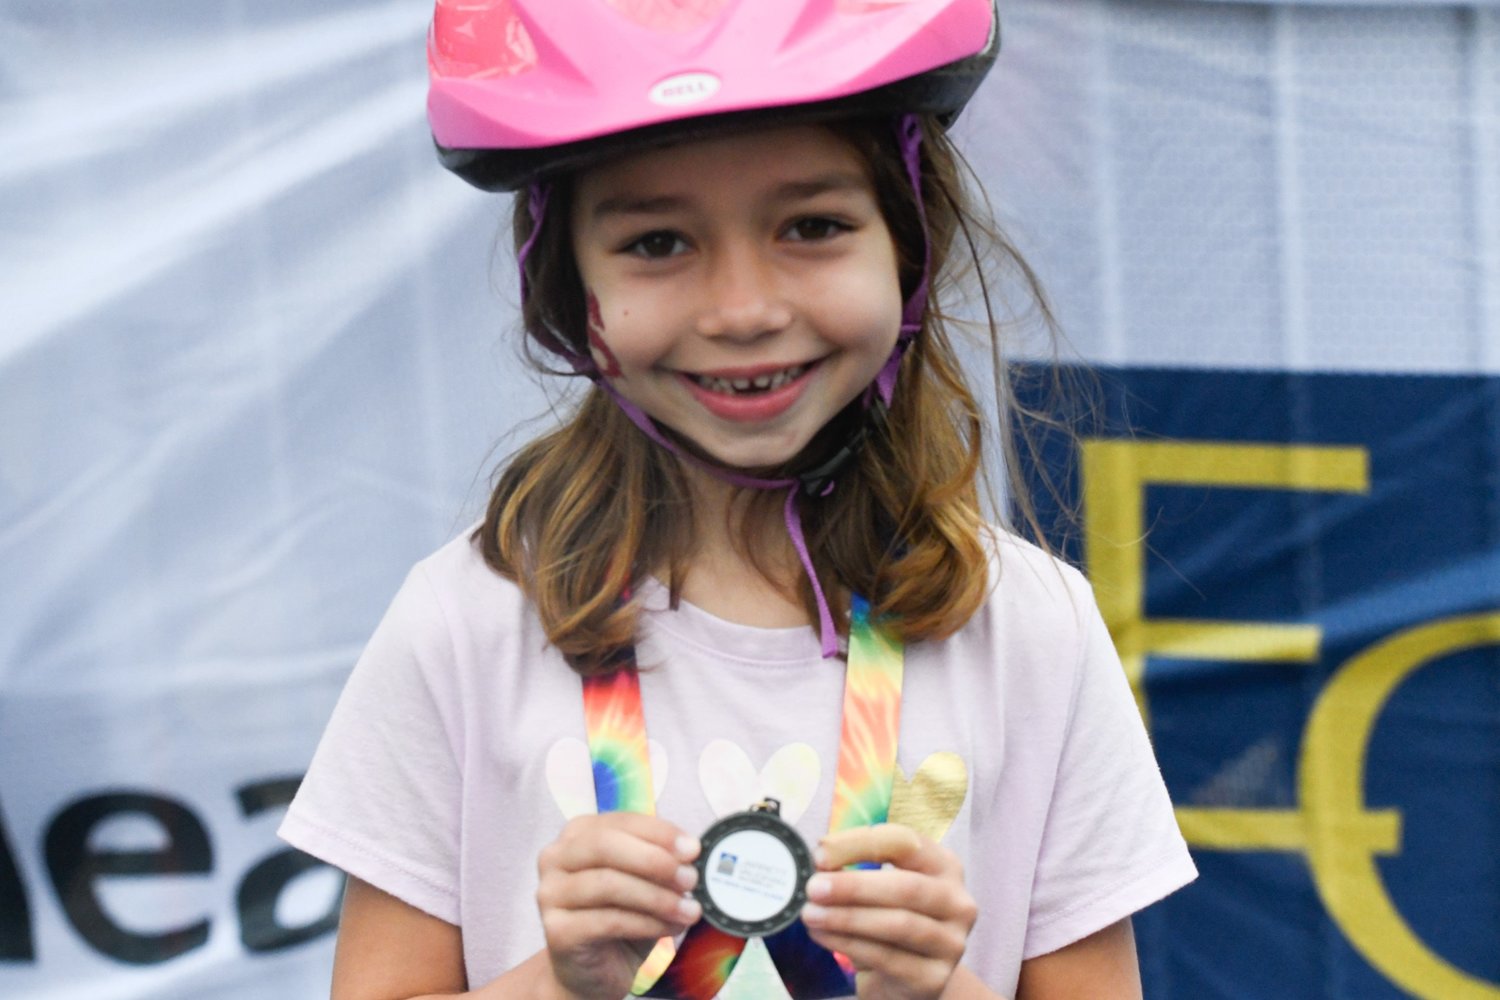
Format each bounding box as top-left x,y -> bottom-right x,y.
520,115 -> 931,658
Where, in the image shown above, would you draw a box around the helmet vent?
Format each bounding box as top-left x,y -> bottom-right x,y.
430,0 -> 538,79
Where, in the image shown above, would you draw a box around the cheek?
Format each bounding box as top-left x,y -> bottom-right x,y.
823,265 -> 905,352
585,286 -> 672,378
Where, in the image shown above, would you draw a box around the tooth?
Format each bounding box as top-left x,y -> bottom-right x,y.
753,374 -> 772,389
731,378 -> 751,391
770,373 -> 786,389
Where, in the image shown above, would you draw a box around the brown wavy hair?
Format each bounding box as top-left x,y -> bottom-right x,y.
476,116 -> 1058,675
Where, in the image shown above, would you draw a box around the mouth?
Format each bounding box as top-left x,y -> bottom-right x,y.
686,362 -> 813,396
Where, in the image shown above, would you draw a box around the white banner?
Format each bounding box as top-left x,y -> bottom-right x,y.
969,1 -> 1500,373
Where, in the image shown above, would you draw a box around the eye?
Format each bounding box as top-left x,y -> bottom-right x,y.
623,230 -> 688,259
785,216 -> 851,242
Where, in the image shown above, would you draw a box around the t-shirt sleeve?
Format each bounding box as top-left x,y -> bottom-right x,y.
1022,577 -> 1198,959
278,565 -> 465,925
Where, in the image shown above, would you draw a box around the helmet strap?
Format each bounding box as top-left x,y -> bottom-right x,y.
518,182 -> 597,374
874,113 -> 931,408
517,183 -> 549,304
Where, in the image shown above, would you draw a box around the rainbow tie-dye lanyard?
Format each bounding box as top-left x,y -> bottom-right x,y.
581,595 -> 905,1000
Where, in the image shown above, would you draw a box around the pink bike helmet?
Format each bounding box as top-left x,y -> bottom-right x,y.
429,0 -> 999,191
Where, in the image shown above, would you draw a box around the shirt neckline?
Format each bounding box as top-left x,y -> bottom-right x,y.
635,577 -> 836,665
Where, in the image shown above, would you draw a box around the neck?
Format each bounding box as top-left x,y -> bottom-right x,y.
675,463 -> 812,630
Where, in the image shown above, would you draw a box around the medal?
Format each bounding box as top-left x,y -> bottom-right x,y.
581,594 -> 905,999
694,798 -> 814,939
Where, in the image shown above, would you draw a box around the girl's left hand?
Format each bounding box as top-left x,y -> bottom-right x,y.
799,824 -> 979,1000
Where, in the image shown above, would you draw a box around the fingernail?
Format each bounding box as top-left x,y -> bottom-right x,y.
806,874 -> 831,901
801,902 -> 827,925
676,896 -> 702,923
813,846 -> 829,868
675,864 -> 698,891
675,835 -> 700,860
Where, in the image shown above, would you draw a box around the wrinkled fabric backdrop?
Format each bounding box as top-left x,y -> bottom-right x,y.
2,1 -> 1497,997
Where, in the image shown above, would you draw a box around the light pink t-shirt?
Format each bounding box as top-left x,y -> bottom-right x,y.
280,529 -> 1195,998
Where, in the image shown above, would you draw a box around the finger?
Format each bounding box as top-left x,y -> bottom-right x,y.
538,864 -> 701,924
805,868 -> 976,924
542,816 -> 700,887
562,812 -> 701,861
801,899 -> 968,961
541,903 -> 700,953
817,824 -> 956,878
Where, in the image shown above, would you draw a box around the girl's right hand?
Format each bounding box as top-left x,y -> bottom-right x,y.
535,813 -> 703,1000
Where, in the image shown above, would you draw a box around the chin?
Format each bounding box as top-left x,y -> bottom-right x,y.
682,429 -> 815,476
704,445 -> 804,473
683,407 -> 866,480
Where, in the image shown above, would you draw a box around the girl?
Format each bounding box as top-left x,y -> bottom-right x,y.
280,1 -> 1196,998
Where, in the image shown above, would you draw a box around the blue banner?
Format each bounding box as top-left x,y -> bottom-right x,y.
1018,365 -> 1500,998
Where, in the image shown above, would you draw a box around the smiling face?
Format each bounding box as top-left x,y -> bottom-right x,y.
569,124 -> 904,472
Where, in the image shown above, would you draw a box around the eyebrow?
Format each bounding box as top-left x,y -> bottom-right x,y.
588,171 -> 871,222
589,194 -> 692,221
770,171 -> 871,202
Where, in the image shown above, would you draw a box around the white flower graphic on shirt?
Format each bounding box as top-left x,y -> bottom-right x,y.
697,739 -> 821,821
543,737 -> 668,818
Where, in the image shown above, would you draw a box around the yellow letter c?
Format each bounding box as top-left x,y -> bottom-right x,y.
1301,613 -> 1500,999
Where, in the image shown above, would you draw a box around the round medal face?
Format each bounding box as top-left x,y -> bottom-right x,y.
693,807 -> 814,938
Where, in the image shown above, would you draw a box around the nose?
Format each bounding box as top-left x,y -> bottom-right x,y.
695,241 -> 793,341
